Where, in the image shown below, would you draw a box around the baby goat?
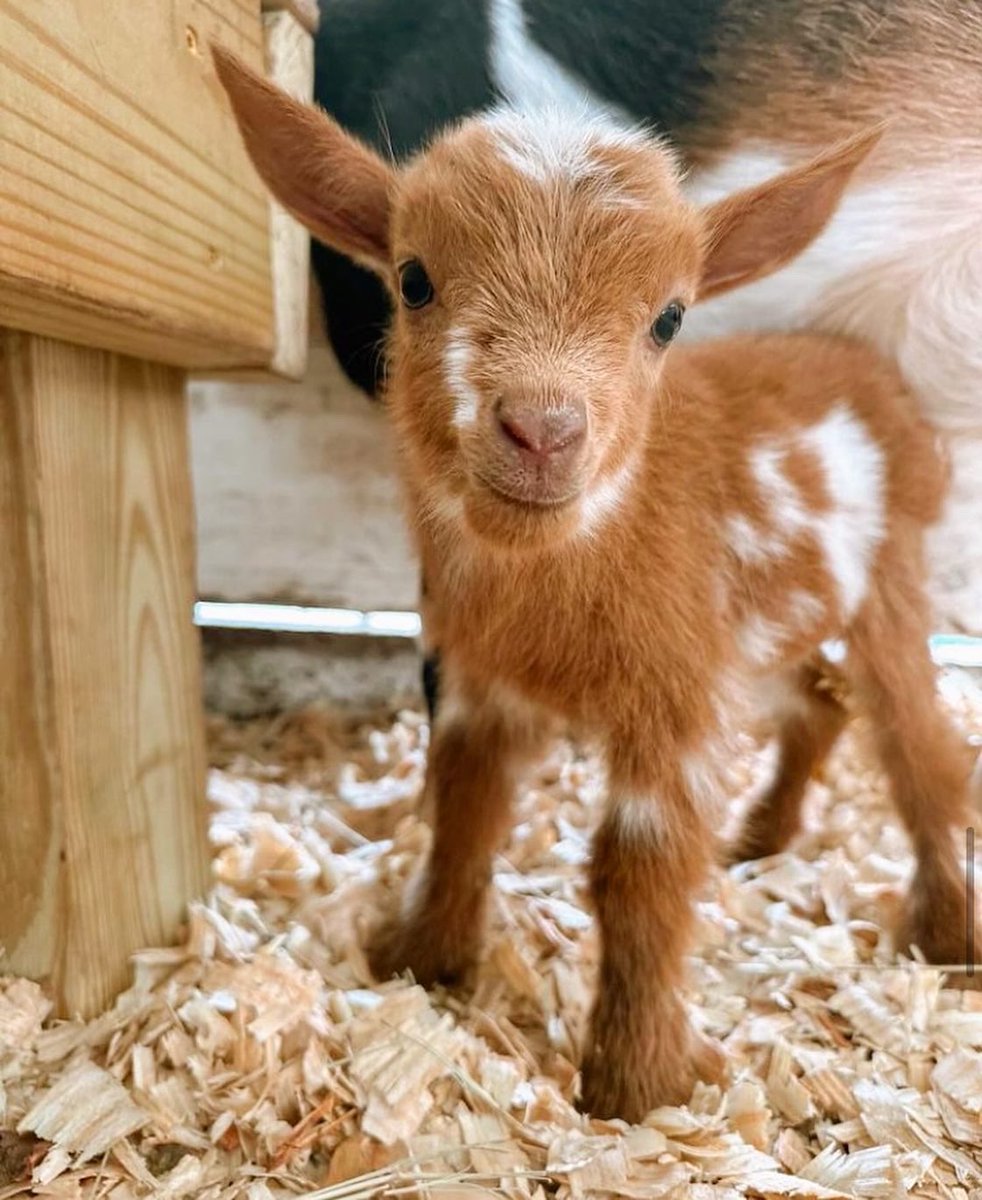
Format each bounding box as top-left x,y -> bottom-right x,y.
215,50 -> 981,1122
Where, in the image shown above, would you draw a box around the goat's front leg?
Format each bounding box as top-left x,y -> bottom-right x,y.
369,674 -> 552,987
580,741 -> 726,1121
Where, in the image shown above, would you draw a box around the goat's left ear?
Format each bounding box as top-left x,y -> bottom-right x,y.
211,44 -> 394,275
697,127 -> 883,301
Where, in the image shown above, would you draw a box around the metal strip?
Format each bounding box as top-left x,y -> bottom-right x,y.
194,602 -> 981,666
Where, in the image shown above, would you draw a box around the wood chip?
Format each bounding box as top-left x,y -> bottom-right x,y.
3,672 -> 981,1198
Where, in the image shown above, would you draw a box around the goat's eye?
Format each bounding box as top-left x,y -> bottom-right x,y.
651,301 -> 684,347
398,260 -> 434,309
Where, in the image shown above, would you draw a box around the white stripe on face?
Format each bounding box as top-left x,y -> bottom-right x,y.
444,327 -> 481,429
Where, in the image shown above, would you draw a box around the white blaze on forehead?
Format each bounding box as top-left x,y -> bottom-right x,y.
482,105 -> 652,187
800,405 -> 885,617
444,327 -> 481,428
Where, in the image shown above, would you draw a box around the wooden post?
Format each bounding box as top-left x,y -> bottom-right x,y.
0,332 -> 209,1017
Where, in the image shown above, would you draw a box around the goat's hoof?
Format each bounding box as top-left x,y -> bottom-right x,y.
896,891 -> 982,990
367,914 -> 476,989
578,1027 -> 726,1123
726,811 -> 797,866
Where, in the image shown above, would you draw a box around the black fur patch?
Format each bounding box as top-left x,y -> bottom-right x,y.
315,0 -> 494,397
421,651 -> 442,722
520,0 -> 726,139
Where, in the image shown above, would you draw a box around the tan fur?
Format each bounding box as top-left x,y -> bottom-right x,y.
215,52 -> 981,1122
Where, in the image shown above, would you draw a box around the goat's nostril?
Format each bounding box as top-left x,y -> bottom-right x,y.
498,411 -> 539,452
496,402 -> 586,457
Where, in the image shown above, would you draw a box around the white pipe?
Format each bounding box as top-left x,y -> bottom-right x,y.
193,601 -> 982,667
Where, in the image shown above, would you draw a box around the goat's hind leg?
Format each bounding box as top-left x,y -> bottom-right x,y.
729,661 -> 848,863
847,541 -> 980,982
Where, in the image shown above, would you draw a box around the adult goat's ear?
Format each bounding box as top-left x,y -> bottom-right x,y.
697,127 -> 882,301
212,44 -> 394,275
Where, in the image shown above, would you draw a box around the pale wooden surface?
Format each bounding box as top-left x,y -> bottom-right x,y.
261,10 -> 314,379
262,0 -> 320,34
0,0 -> 275,371
0,332 -> 209,1018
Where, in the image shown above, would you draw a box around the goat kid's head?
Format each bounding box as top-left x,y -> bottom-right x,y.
214,48 -> 877,550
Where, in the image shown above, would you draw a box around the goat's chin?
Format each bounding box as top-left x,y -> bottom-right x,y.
462,481 -> 581,551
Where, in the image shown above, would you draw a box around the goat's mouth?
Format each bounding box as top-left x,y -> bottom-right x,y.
475,473 -> 583,512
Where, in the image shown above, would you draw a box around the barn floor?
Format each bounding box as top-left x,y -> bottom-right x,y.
3,677 -> 982,1200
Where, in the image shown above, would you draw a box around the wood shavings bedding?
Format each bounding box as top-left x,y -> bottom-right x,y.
2,672 -> 982,1200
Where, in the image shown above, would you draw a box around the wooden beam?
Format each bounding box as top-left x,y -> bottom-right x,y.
203,10 -> 316,381
0,0 -> 275,371
262,10 -> 314,379
262,0 -> 320,35
0,331 -> 209,1018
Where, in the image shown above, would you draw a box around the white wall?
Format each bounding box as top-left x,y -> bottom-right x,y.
189,318 -> 419,613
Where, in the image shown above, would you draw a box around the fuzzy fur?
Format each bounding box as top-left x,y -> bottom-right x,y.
215,55 -> 981,1121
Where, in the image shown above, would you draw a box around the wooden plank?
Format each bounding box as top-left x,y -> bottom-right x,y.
0,331 -> 209,1017
262,0 -> 320,35
262,10 -> 313,378
0,0 -> 275,370
204,9 -> 315,380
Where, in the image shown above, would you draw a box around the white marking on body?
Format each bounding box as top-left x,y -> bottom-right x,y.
683,146 -> 982,432
724,444 -> 807,564
750,445 -> 809,536
821,637 -> 848,664
611,793 -> 664,842
487,0 -> 631,121
736,614 -> 785,668
800,406 -> 885,617
681,746 -> 727,823
485,0 -> 655,195
724,513 -> 783,564
444,327 -> 480,428
579,455 -> 638,538
786,588 -> 825,632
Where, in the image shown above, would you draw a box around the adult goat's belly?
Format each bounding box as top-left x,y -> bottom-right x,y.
683,152 -> 982,434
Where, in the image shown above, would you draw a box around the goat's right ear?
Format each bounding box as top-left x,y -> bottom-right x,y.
212,45 -> 394,275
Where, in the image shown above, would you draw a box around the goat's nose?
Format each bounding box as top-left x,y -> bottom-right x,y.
496,397 -> 586,458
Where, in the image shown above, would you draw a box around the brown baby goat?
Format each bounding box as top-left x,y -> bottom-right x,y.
214,49 -> 981,1122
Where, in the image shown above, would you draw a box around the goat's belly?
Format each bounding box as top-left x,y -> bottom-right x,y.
683,153 -> 982,434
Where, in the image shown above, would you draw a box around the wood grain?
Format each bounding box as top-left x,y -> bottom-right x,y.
0,0 -> 275,370
262,10 -> 313,379
0,331 -> 209,1017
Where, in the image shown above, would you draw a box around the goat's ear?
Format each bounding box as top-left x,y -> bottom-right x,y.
212,45 -> 393,275
697,128 -> 882,301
